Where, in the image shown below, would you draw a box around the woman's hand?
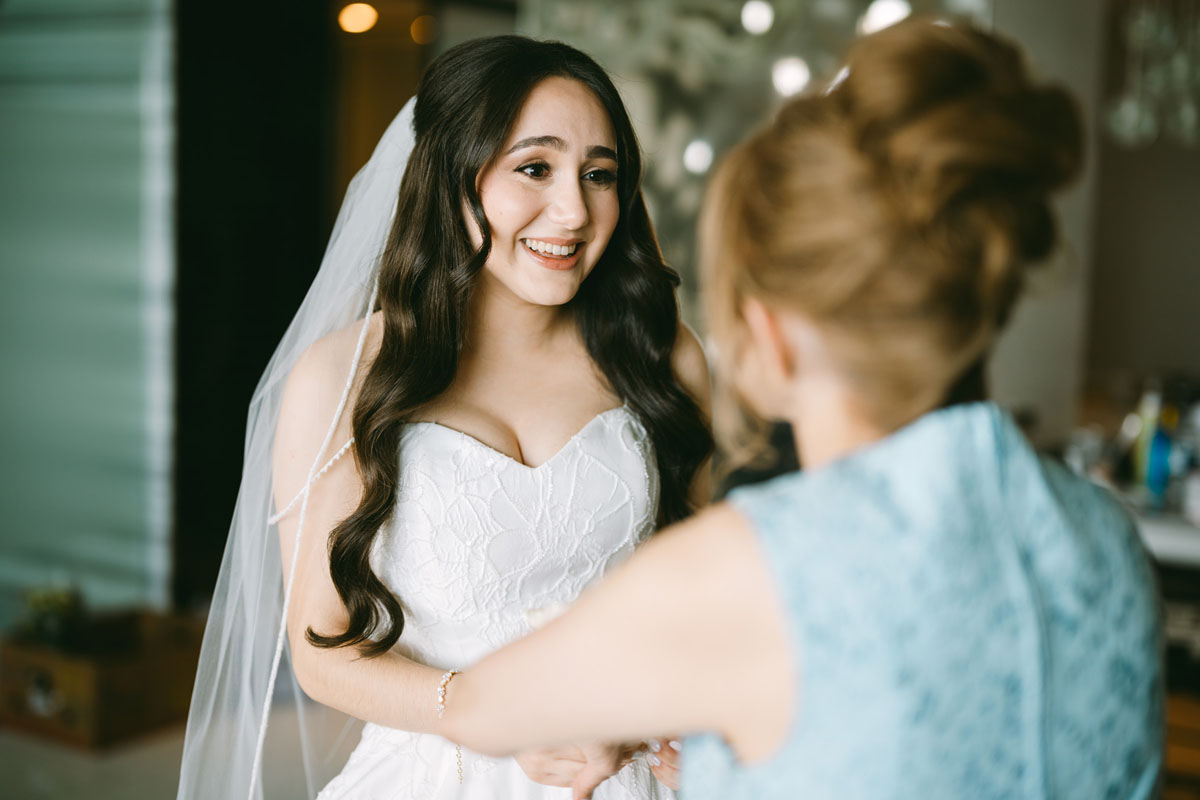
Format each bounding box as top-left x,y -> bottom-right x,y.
646,737 -> 681,790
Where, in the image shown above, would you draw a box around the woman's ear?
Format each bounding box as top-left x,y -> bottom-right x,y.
732,295 -> 801,421
741,296 -> 795,381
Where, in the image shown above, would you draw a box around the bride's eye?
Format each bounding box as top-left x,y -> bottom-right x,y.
518,162 -> 550,179
583,168 -> 617,186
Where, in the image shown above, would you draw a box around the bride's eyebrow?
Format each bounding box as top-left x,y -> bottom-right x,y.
504,135 -> 617,161
587,145 -> 618,161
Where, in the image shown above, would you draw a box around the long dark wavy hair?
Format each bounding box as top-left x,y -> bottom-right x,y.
308,36 -> 713,656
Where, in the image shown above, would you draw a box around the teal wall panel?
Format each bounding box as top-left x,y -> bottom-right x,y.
0,0 -> 173,630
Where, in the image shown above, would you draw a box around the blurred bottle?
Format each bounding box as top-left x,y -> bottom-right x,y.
1145,404 -> 1175,509
1133,382 -> 1162,487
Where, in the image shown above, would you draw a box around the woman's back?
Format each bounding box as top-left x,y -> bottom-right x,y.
685,402 -> 1162,799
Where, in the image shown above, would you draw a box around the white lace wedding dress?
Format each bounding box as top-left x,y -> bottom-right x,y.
316,405 -> 674,799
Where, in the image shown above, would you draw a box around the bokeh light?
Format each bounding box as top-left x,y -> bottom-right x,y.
411,14 -> 438,45
772,56 -> 811,96
858,0 -> 912,35
741,1 -> 775,35
338,3 -> 378,34
683,139 -> 714,174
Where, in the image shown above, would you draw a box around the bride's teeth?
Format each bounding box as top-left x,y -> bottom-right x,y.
525,239 -> 577,256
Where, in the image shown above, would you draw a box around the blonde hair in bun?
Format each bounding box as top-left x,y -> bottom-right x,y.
704,17 -> 1083,469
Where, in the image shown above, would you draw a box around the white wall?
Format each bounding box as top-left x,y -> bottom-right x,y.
989,0 -> 1106,445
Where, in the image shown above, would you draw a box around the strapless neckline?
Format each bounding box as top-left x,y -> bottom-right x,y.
404,404 -> 631,471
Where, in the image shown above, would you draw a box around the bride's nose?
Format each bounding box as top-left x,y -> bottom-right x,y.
545,177 -> 589,230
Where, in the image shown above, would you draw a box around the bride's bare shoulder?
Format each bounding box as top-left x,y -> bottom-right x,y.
277,311 -> 384,440
286,312 -> 384,394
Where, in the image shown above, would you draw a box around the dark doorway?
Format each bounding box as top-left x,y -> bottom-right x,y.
172,4 -> 337,610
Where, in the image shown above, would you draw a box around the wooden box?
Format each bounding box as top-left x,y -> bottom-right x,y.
0,609 -> 204,750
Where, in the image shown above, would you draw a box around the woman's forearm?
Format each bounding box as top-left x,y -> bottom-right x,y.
440,659 -> 544,757
438,505 -> 786,761
436,535 -> 702,757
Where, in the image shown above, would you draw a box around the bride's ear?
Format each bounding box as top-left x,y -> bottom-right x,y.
462,198 -> 485,249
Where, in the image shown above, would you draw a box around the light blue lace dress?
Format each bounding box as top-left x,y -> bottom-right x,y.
683,402 -> 1163,799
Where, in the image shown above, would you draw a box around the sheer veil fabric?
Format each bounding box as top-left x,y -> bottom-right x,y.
177,99 -> 417,800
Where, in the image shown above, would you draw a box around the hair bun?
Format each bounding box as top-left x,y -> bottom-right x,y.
837,21 -> 1082,209
703,19 -> 1087,434
833,19 -> 1083,324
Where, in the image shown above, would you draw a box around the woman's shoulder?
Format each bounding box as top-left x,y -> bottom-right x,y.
614,501 -> 783,655
630,501 -> 794,659
1035,455 -> 1152,588
631,502 -> 795,751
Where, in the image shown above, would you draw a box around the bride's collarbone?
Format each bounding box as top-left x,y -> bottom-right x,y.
408,390 -> 622,469
402,343 -> 623,465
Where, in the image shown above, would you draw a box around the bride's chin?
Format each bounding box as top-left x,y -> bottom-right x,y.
520,282 -> 584,308
487,267 -> 588,308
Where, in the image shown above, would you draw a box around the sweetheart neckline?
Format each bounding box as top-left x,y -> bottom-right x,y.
403,404 -> 632,471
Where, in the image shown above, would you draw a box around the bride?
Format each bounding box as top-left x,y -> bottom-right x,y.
176,35 -> 711,800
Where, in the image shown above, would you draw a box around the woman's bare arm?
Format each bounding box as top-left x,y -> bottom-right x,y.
442,503 -> 795,764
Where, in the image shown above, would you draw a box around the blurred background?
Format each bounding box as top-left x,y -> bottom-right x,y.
1,0 -> 1198,797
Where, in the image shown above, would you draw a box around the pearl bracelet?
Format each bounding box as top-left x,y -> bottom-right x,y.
436,669 -> 463,783
436,669 -> 459,719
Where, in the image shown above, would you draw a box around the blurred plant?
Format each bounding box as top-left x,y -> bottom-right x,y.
19,579 -> 85,647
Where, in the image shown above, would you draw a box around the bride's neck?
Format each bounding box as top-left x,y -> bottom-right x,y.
463,276 -> 574,360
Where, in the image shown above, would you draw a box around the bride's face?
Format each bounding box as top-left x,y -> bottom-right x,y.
469,76 -> 620,308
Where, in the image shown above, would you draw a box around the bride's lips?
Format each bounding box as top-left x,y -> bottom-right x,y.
521,237 -> 585,271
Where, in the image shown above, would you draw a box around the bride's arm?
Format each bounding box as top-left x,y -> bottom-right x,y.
272,327 -> 446,732
441,503 -> 794,765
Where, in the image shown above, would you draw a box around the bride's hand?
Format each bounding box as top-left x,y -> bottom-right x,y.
646,737 -> 681,790
568,741 -> 640,800
514,744 -> 588,787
